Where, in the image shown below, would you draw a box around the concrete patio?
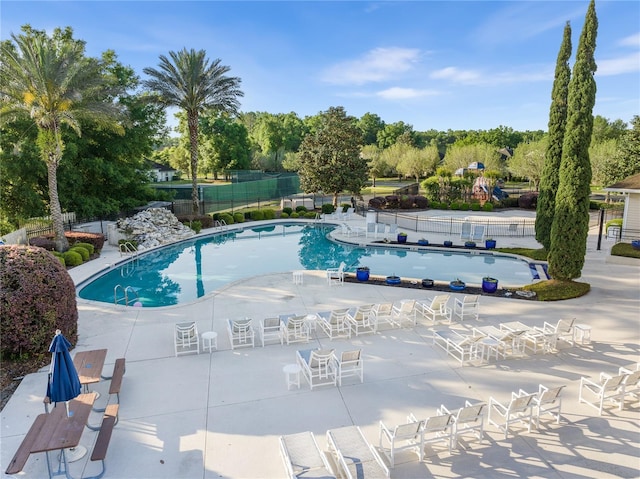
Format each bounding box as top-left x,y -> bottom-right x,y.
2,215 -> 639,479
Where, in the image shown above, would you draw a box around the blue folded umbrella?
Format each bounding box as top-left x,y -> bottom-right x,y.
47,330 -> 81,412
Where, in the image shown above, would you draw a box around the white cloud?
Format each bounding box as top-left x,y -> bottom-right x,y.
619,32 -> 640,48
376,87 -> 440,100
322,47 -> 421,85
597,52 -> 640,76
430,67 -> 481,84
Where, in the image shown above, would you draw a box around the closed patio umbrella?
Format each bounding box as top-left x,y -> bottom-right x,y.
46,329 -> 81,417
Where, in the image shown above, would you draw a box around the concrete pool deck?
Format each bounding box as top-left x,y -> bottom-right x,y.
2,214 -> 639,478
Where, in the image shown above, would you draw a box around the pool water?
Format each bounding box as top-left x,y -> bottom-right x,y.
78,223 -> 534,307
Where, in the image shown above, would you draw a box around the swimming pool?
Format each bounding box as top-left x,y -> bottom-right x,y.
78,222 -> 534,307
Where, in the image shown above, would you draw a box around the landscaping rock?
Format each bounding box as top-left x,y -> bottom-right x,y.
117,208 -> 195,249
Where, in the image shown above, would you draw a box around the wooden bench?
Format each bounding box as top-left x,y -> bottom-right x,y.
5,414 -> 48,474
94,358 -> 125,416
85,403 -> 119,479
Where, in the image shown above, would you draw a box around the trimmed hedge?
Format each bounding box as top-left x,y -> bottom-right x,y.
321,204 -> 335,214
73,242 -> 95,255
70,246 -> 89,261
250,210 -> 265,221
263,209 -> 276,220
233,212 -> 245,223
62,250 -> 83,266
0,245 -> 78,358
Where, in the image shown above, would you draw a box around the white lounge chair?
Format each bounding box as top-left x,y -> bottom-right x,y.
326,262 -> 346,286
279,431 -> 336,479
432,329 -> 482,365
344,207 -> 355,220
488,391 -> 537,439
174,321 -> 200,356
326,426 -> 389,479
260,317 -> 283,347
471,224 -> 485,242
376,223 -> 386,238
391,299 -> 417,328
453,295 -> 480,321
378,416 -> 425,467
523,384 -> 565,428
317,309 -> 350,339
227,318 -> 255,350
281,315 -> 310,345
297,348 -> 337,390
473,325 -> 526,359
439,401 -> 485,448
388,224 -> 398,235
460,222 -> 472,241
416,295 -> 451,323
334,349 -> 363,386
346,304 -> 376,336
579,372 -> 626,415
366,222 -> 377,238
500,321 -> 554,354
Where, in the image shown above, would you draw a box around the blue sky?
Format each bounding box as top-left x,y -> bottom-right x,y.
2,1 -> 639,133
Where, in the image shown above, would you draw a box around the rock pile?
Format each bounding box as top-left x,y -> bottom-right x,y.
117,208 -> 195,249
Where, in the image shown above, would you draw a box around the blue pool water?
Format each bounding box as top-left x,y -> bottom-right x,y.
78,223 -> 534,307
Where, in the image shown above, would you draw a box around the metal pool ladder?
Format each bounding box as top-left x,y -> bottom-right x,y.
114,285 -> 140,306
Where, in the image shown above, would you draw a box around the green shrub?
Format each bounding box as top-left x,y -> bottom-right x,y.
295,205 -> 308,213
63,250 -> 84,266
118,239 -> 138,249
264,209 -> 276,219
322,204 -> 335,214
65,232 -> 105,252
70,246 -> 89,261
305,211 -> 316,219
605,218 -> 623,229
340,203 -> 350,212
470,203 -> 481,211
0,220 -> 15,236
282,207 -> 293,215
290,212 -> 299,218
460,203 -> 470,210
482,202 -> 494,212
233,212 -> 245,223
450,202 -> 460,210
52,251 -> 65,266
280,212 -> 289,218
0,246 -> 78,358
177,214 -> 213,228
190,220 -> 202,234
220,213 -> 234,225
501,197 -> 519,208
250,210 -> 265,221
73,242 -> 95,255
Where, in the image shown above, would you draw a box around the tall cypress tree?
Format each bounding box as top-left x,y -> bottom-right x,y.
536,22 -> 572,251
548,0 -> 598,280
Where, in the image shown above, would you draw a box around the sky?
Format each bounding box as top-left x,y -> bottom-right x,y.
2,1 -> 639,134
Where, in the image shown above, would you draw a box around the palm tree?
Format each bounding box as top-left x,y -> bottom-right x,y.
0,25 -> 124,251
143,49 -> 243,214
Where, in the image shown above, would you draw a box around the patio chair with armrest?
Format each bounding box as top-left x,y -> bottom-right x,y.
416,295 -> 451,323
260,317 -> 283,347
453,295 -> 480,321
296,348 -> 337,390
317,309 -> 351,339
346,304 -> 376,336
334,349 -> 363,386
378,416 -> 425,467
372,302 -> 394,329
500,321 -> 553,354
391,299 -> 417,328
227,318 -> 255,350
281,315 -> 310,345
432,329 -> 482,365
419,411 -> 455,455
439,401 -> 485,448
619,364 -> 640,406
488,391 -> 537,439
174,321 -> 200,356
535,318 -> 575,350
326,262 -> 346,286
522,384 -> 565,428
579,372 -> 626,415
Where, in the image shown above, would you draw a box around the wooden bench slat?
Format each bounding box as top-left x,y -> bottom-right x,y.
91,404 -> 119,462
5,414 -> 48,474
108,358 -> 126,395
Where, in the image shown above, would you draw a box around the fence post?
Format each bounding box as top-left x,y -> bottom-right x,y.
596,208 -> 605,251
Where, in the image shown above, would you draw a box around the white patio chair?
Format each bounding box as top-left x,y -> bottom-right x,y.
535,318 -> 575,349
488,391 -> 537,439
297,348 -> 336,390
523,384 -> 565,428
388,223 -> 398,235
226,318 -> 255,350
280,315 -> 310,345
579,372 -> 626,415
366,222 -> 377,238
460,221 -> 472,241
376,223 -> 386,238
432,329 -> 482,365
174,321 -> 200,356
440,401 -> 485,448
326,261 -> 346,286
372,302 -> 394,329
473,325 -> 526,359
453,295 -> 480,321
471,224 -> 485,242
279,431 -> 336,479
379,416 -> 425,467
334,349 -> 363,386
327,426 -> 389,479
346,304 -> 376,336
391,299 -> 417,328
317,309 -> 351,339
619,364 -> 640,406
416,295 -> 451,323
260,317 -> 283,347
344,207 -> 355,219
500,321 -> 553,354
420,411 -> 455,455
